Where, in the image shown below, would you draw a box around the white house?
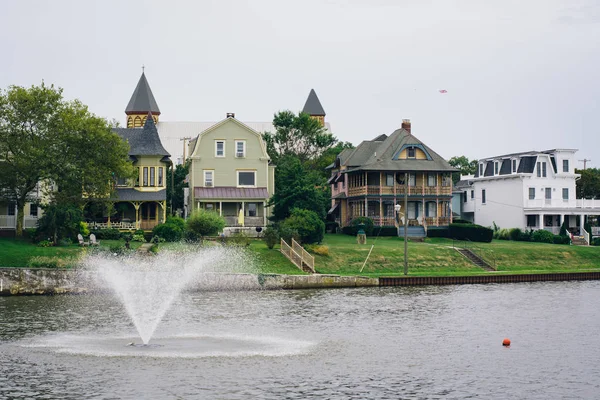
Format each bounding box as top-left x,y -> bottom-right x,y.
456,149 -> 600,242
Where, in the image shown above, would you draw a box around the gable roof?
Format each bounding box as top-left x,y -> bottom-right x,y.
302,89 -> 326,116
340,128 -> 456,173
125,72 -> 161,115
114,115 -> 170,157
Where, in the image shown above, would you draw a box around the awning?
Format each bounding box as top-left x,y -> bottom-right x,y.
328,202 -> 340,214
327,174 -> 337,184
194,187 -> 269,199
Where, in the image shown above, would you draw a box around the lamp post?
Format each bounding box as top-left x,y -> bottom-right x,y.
395,171 -> 409,275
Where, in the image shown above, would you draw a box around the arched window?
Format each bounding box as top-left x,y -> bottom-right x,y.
127,116 -> 133,128
134,116 -> 142,127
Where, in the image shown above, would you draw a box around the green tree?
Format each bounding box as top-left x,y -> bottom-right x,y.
166,162 -> 189,215
37,203 -> 83,244
268,155 -> 330,221
0,83 -> 133,236
448,155 -> 478,184
576,168 -> 600,199
308,141 -> 354,180
262,110 -> 337,165
280,208 -> 325,244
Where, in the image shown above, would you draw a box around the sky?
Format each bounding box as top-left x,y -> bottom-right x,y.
1,0 -> 599,167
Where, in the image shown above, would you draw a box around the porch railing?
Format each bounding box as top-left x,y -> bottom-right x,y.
0,216 -> 38,229
347,185 -> 452,197
223,216 -> 264,227
89,221 -> 137,230
582,227 -> 590,246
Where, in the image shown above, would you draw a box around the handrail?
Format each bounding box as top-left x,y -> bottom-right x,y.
452,238 -> 496,270
582,227 -> 590,246
292,238 -> 315,273
280,238 -> 315,273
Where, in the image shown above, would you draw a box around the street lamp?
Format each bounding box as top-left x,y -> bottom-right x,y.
395,171 -> 409,275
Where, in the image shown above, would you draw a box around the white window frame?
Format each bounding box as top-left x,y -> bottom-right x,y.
407,147 -> 416,158
563,159 -> 569,173
215,140 -> 225,157
479,163 -> 484,176
494,162 -> 499,175
204,170 -> 214,187
235,140 -> 246,158
482,189 -> 486,204
562,188 -> 568,201
529,187 -> 535,200
512,159 -> 517,173
237,170 -> 256,188
542,162 -> 547,177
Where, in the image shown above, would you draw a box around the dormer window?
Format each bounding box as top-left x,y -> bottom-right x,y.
407,147 -> 416,158
479,163 -> 484,176
512,159 -> 517,173
494,162 -> 499,175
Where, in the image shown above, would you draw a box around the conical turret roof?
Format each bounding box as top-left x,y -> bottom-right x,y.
302,89 -> 326,116
125,72 -> 161,115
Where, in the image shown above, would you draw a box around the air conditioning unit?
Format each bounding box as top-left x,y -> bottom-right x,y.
206,182 -> 213,187
236,152 -> 244,158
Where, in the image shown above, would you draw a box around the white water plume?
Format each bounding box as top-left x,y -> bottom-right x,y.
83,245 -> 253,344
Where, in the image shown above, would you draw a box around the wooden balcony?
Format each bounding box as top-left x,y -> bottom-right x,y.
347,185 -> 452,197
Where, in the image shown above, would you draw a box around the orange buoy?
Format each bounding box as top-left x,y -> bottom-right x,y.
502,338 -> 511,347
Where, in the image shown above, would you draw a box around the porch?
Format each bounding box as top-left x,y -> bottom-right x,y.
196,200 -> 267,228
526,214 -> 600,237
346,171 -> 453,197
0,215 -> 39,230
85,200 -> 166,231
343,199 -> 452,228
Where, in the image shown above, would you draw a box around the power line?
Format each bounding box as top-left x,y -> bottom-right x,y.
578,159 -> 591,170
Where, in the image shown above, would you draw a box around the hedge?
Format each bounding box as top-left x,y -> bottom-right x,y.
448,223 -> 493,243
427,227 -> 449,238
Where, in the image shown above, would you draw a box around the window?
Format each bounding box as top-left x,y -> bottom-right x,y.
563,159 -> 569,173
215,140 -> 225,157
427,173 -> 436,187
426,202 -> 437,217
470,190 -> 474,199
545,187 -> 551,200
158,168 -> 163,186
30,204 -> 38,217
442,174 -> 451,187
537,162 -> 541,177
479,164 -> 483,176
482,189 -> 486,204
143,167 -> 148,186
542,162 -> 547,177
7,202 -> 15,216
494,162 -> 499,175
135,167 -> 140,186
386,174 -> 394,186
527,215 -> 537,227
408,173 -> 416,187
248,203 -> 257,217
116,176 -> 127,186
512,159 -> 517,173
529,188 -> 535,200
237,171 -> 256,187
562,188 -> 568,200
407,147 -> 416,158
235,141 -> 246,158
205,203 -> 214,211
150,167 -> 155,187
463,191 -> 467,203
204,170 -> 214,187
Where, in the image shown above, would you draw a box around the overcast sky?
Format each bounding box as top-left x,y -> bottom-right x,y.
2,0 -> 599,167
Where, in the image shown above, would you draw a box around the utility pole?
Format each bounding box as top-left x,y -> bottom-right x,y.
579,159 -> 591,170
403,172 -> 408,275
180,137 -> 192,164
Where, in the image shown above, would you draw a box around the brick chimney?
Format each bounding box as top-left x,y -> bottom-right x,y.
401,119 -> 411,134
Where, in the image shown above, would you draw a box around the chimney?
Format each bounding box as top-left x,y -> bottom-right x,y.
226,112 -> 235,118
401,119 -> 411,134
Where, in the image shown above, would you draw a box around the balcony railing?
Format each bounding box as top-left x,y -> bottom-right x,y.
526,198 -> 600,209
0,216 -> 38,229
347,185 -> 452,197
223,216 -> 264,227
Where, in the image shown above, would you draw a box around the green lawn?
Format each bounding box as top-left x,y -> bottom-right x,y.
1,234 -> 599,276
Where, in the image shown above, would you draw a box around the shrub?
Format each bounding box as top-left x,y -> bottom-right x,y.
518,229 -> 533,242
132,233 -> 146,242
37,240 -> 53,247
585,221 -> 592,235
531,229 -> 555,244
152,222 -> 183,242
151,235 -> 165,244
325,221 -> 339,233
591,237 -> 600,246
552,234 -> 571,245
508,228 -> 522,241
37,203 -> 83,244
58,238 -> 72,247
494,228 -> 510,240
184,229 -> 201,242
278,225 -> 299,244
448,223 -> 493,243
559,221 -> 568,237
228,231 -> 250,246
24,228 -> 39,242
280,208 -> 325,244
262,226 -> 279,249
79,221 -> 90,237
305,244 -> 330,256
427,228 -> 449,238
90,228 -> 121,240
166,216 -> 185,231
186,209 -> 226,238
452,218 -> 472,224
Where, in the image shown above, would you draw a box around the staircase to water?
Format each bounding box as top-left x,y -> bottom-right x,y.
456,248 -> 495,271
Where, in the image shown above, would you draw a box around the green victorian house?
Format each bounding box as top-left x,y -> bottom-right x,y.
327,120 -> 457,236
87,73 -> 171,231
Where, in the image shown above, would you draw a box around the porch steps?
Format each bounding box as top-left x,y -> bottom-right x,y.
571,236 -> 588,246
456,248 -> 495,271
397,226 -> 426,238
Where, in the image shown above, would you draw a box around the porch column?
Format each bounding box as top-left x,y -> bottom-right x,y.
379,198 -> 383,226
394,172 -> 397,197
436,199 -> 439,226
133,202 -> 141,230
364,197 -> 368,218
559,214 -> 564,227
263,201 -> 266,227
162,201 -> 167,223
540,213 -> 545,229
242,201 -> 245,227
219,201 -> 222,216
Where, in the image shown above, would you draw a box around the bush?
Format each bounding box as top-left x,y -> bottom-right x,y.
109,244 -> 126,255
228,231 -> 250,246
427,228 -> 449,238
494,228 -> 510,240
132,233 -> 146,242
262,226 -> 279,249
453,218 -> 472,224
305,244 -> 330,256
448,223 -> 493,243
517,229 -> 533,242
552,234 -> 571,245
58,238 -> 72,247
508,228 -> 522,241
278,225 -> 300,244
186,209 -> 226,238
166,216 -> 185,231
325,221 -> 339,233
37,240 -> 53,247
559,221 -> 568,237
531,229 -> 555,244
90,228 -> 122,240
79,221 -> 90,237
591,237 -> 600,246
280,209 -> 325,244
152,222 -> 183,242
24,228 -> 39,242
37,203 -> 83,244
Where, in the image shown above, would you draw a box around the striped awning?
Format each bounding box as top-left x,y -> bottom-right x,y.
194,187 -> 269,199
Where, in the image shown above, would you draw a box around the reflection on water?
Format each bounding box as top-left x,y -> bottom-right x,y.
1,281 -> 600,399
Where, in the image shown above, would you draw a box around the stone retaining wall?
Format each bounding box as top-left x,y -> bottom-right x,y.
0,269 -> 379,296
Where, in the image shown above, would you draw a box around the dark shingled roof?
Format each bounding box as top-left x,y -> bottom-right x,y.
114,116 -> 170,157
125,72 -> 161,114
517,156 -> 537,173
499,159 -> 511,175
484,161 -> 494,177
302,89 -> 326,116
114,188 -> 166,201
194,187 -> 269,199
339,128 -> 457,173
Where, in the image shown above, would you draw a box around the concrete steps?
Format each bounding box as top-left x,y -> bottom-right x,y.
571,236 -> 588,246
456,248 -> 495,271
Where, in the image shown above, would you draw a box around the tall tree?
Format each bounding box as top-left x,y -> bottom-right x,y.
576,168 -> 600,199
448,155 -> 478,184
262,110 -> 337,165
0,83 -> 133,236
166,162 -> 189,215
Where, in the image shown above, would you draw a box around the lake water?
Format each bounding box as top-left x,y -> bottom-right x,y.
1,281 -> 599,399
